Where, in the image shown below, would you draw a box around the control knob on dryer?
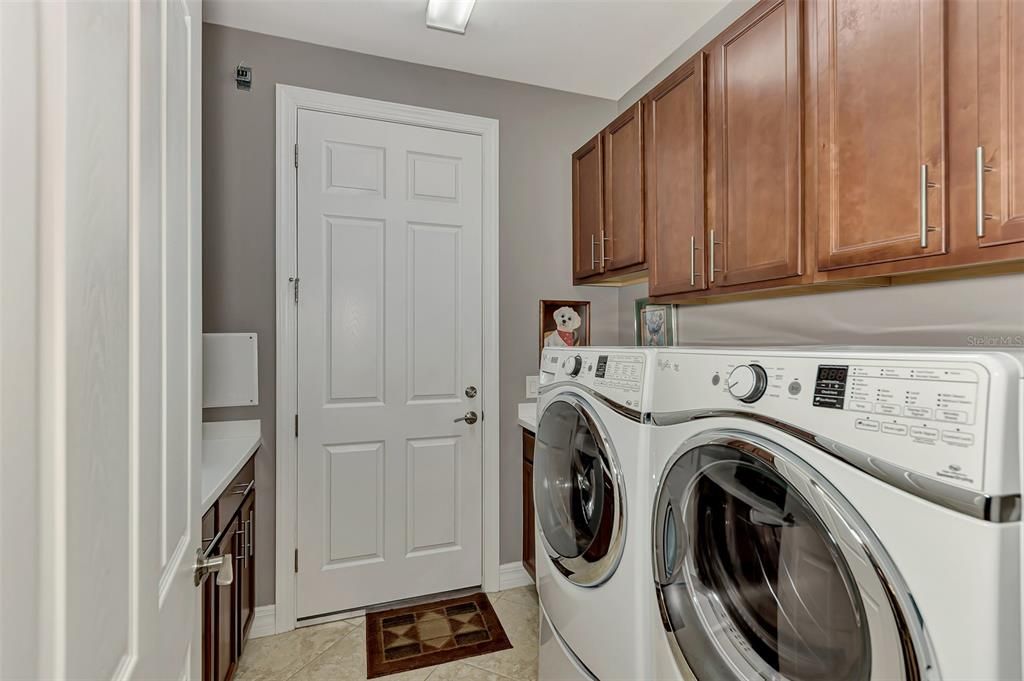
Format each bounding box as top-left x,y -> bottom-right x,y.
562,355 -> 583,378
727,364 -> 768,403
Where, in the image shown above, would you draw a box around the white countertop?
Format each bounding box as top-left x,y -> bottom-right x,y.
202,420 -> 261,513
518,402 -> 537,432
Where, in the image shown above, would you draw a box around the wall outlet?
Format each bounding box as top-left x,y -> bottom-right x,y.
525,375 -> 539,399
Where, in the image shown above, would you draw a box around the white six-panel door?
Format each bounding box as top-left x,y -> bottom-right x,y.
295,109 -> 483,618
0,1 -> 202,678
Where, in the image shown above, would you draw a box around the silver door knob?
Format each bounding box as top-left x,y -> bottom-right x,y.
194,547 -> 234,587
454,411 -> 479,425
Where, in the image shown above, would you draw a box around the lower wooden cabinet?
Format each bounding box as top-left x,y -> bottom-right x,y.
202,453 -> 257,681
237,492 -> 256,652
521,429 -> 536,582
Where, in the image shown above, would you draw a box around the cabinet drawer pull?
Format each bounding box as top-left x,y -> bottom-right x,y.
601,232 -> 611,264
590,234 -> 598,270
232,480 -> 255,497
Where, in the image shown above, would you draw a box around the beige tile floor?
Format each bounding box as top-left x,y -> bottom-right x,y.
236,586 -> 539,681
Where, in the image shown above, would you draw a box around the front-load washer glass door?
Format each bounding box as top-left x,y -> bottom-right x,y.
534,394 -> 626,587
652,429 -> 936,681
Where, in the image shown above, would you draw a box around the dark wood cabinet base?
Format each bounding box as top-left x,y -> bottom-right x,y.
202,449 -> 258,681
521,429 -> 536,582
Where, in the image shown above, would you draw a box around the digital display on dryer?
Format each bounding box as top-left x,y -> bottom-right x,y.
594,355 -> 609,378
813,365 -> 848,409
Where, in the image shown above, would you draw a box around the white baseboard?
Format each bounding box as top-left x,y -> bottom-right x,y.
250,605 -> 277,639
497,561 -> 534,591
253,565 -> 530,639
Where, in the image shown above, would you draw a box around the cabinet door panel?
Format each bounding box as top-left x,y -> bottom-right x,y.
572,135 -> 604,280
216,518 -> 238,681
816,0 -> 947,269
237,495 -> 255,650
977,0 -> 1024,247
521,430 -> 535,581
645,54 -> 707,296
709,0 -> 802,287
603,102 -> 645,270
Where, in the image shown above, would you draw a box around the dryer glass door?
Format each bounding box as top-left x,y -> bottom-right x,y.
653,430 -> 930,681
534,395 -> 626,587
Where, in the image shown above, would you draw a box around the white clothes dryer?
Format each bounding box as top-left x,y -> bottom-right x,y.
645,347 -> 1023,681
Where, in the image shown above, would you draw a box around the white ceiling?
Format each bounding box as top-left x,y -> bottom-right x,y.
202,0 -> 730,100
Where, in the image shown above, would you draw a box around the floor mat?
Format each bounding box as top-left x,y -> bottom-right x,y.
365,592 -> 513,678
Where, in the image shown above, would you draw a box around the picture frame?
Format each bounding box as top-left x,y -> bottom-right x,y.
539,300 -> 591,359
634,298 -> 675,347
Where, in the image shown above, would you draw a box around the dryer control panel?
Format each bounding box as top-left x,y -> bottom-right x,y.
649,348 -> 1023,495
539,347 -> 651,413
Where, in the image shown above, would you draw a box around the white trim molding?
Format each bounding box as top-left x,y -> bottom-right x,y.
496,562 -> 535,592
274,84 -> 500,636
249,606 -> 277,640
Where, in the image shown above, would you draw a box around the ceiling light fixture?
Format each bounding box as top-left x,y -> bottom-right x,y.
425,0 -> 477,35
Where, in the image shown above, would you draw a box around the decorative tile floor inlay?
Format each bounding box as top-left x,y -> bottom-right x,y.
366,593 -> 513,678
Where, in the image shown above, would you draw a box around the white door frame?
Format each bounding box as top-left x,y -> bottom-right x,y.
274,84 -> 500,634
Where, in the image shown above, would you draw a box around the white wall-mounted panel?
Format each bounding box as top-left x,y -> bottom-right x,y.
406,437 -> 459,555
324,141 -> 385,196
408,152 -> 460,203
202,333 -> 259,408
407,222 -> 460,403
327,216 -> 385,405
326,442 -> 384,565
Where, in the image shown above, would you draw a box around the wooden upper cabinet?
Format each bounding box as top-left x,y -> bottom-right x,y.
708,0 -> 802,288
974,0 -> 1024,248
603,102 -> 645,271
815,0 -> 947,270
572,134 -> 605,281
644,54 -> 708,296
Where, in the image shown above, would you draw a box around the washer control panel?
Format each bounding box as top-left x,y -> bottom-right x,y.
539,347 -> 649,412
649,349 -> 1023,494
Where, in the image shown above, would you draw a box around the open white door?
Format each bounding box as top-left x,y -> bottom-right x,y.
0,1 -> 203,678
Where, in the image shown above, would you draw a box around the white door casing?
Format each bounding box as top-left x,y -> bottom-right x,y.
0,1 -> 203,678
295,109 -> 484,617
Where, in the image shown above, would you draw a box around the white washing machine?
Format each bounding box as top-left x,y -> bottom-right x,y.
534,346 -> 657,680
646,347 -> 1023,681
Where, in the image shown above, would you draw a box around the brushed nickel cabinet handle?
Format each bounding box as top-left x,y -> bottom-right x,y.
920,165 -> 938,247
591,235 -> 597,270
976,146 -> 996,238
689,235 -> 696,286
920,164 -> 929,247
601,232 -> 611,264
709,230 -> 722,283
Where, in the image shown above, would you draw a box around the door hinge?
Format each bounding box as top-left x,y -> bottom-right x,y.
294,143 -> 299,168
294,549 -> 299,573
289,276 -> 299,304
294,413 -> 299,437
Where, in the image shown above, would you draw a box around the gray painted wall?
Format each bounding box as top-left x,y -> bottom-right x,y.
618,276 -> 1024,347
614,0 -> 1024,349
202,24 -> 620,606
